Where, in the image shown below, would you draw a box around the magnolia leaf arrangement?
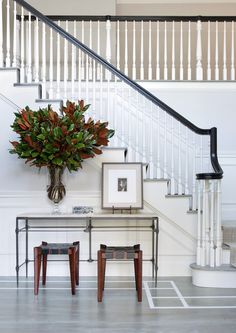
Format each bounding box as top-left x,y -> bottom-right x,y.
10,100 -> 115,171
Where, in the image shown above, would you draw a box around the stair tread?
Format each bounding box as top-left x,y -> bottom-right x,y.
14,83 -> 41,87
0,67 -> 19,71
144,178 -> 170,182
35,99 -> 63,102
166,194 -> 192,198
191,263 -> 236,271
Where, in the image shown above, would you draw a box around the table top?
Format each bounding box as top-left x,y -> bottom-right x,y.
17,211 -> 158,220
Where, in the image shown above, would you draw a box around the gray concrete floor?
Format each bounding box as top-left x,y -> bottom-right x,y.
0,276 -> 236,333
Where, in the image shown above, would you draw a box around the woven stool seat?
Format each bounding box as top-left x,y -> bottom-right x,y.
34,241 -> 80,295
100,244 -> 140,260
41,242 -> 79,255
98,244 -> 142,302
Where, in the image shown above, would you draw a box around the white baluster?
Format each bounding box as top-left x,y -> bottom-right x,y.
71,21 -> 76,100
106,17 -> 111,64
180,21 -> 184,80
201,180 -> 209,266
124,20 -> 128,76
192,134 -> 197,211
215,21 -> 219,80
34,18 -> 39,82
26,12 -> 32,82
148,20 -> 152,80
231,21 -> 235,80
207,21 -> 211,80
215,179 -> 222,266
64,20 -> 68,100
196,20 -> 203,80
209,181 -> 215,267
78,48 -> 81,100
132,20 -> 136,80
81,20 -> 85,80
49,28 -> 53,98
20,7 -> 25,82
163,112 -> 167,178
135,91 -> 139,161
97,20 -> 101,79
223,21 -> 227,80
41,22 -> 46,98
149,103 -> 154,179
56,21 -> 61,99
140,20 -> 144,80
164,21 -> 168,80
184,128 -> 189,194
171,21 -> 175,80
5,0 -> 10,67
142,98 -> 146,164
85,49 -> 89,106
0,0 -> 3,67
116,20 -> 120,71
187,21 -> 191,80
200,136 -> 203,173
12,1 -> 17,67
178,122 -> 182,194
157,107 -> 161,178
170,118 -> 175,194
92,58 -> 96,119
89,20 -> 93,80
156,21 -> 160,80
196,180 -> 202,265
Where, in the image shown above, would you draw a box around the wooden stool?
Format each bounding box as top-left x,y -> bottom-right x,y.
97,244 -> 142,302
34,241 -> 80,295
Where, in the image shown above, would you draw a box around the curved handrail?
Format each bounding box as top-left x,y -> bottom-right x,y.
15,0 -> 223,179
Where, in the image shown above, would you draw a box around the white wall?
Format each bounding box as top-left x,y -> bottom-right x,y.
28,0 -> 116,15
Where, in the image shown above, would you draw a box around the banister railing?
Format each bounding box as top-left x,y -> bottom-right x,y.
1,0 -> 224,267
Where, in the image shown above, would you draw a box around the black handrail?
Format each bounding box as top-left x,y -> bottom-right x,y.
15,0 -> 223,179
20,14 -> 236,22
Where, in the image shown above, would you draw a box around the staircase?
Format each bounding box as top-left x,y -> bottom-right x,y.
1,0 -> 235,285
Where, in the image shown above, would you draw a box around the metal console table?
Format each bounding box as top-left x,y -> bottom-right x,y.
15,212 -> 159,285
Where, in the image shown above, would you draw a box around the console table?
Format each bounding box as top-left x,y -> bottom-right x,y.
15,212 -> 159,285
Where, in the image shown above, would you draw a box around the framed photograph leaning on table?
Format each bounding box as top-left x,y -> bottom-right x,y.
102,163 -> 143,210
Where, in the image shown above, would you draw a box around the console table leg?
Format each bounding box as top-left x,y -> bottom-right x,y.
15,217 -> 19,286
152,219 -> 155,278
88,218 -> 93,262
26,219 -> 29,278
155,218 -> 159,287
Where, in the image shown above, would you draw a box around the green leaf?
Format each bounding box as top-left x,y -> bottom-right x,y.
37,134 -> 45,141
68,124 -> 74,132
31,151 -> 39,158
52,157 -> 63,166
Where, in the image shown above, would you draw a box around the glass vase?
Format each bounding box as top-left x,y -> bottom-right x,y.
47,166 -> 66,214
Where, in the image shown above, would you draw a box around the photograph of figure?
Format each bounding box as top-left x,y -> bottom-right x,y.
118,178 -> 127,192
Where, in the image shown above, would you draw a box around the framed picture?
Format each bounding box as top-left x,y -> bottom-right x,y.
102,163 -> 143,210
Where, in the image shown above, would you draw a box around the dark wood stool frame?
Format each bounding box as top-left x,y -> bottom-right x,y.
97,244 -> 143,302
34,241 -> 80,295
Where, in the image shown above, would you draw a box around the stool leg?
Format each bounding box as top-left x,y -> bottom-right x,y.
134,257 -> 138,291
34,247 -> 41,295
42,254 -> 47,286
75,246 -> 79,286
137,250 -> 142,302
97,250 -> 104,302
69,248 -> 76,295
102,258 -> 106,291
